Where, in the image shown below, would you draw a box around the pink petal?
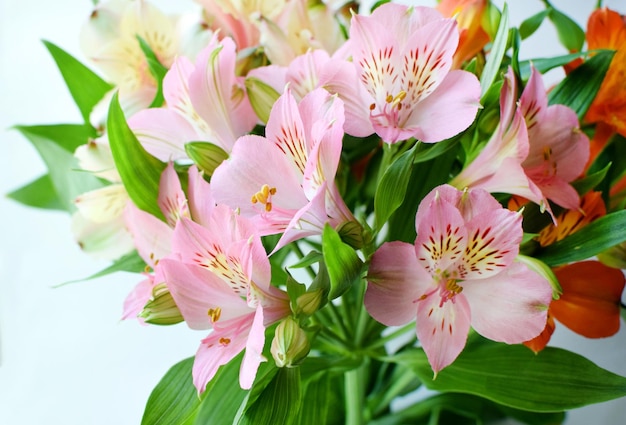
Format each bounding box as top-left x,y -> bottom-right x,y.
463,262 -> 552,343
416,291 -> 471,374
239,305 -> 267,389
123,202 -> 172,268
365,241 -> 431,326
187,166 -> 215,227
158,162 -> 188,227
121,275 -> 155,323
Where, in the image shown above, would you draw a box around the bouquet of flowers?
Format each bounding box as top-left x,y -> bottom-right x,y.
7,0 -> 626,423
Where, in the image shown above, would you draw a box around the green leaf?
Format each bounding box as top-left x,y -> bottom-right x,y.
547,7 -> 586,52
141,357 -> 201,425
194,353 -> 248,425
374,145 -> 417,230
56,250 -> 146,287
548,50 -> 614,119
571,162 -> 611,195
296,374 -> 332,425
394,344 -> 626,412
288,250 -> 322,269
136,36 -> 168,108
535,209 -> 626,266
322,224 -> 363,300
238,368 -> 302,425
43,40 -> 113,123
14,124 -> 104,211
6,174 -> 64,211
107,92 -> 166,220
480,3 -> 509,99
185,141 -> 229,177
519,9 -> 550,40
519,50 -> 601,80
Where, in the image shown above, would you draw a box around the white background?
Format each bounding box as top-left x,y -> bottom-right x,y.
0,1 -> 625,424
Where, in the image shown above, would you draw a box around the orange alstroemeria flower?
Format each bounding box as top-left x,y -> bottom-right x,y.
586,7 -> 626,51
437,0 -> 490,68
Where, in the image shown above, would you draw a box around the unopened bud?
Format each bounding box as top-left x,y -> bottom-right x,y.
337,220 -> 364,249
296,289 -> 323,316
271,317 -> 310,368
139,283 -> 184,325
185,141 -> 229,177
245,77 -> 280,124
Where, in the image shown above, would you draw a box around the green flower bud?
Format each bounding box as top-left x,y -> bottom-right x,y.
336,220 -> 364,249
245,77 -> 280,125
271,317 -> 310,368
139,283 -> 184,325
296,288 -> 324,317
185,141 -> 229,177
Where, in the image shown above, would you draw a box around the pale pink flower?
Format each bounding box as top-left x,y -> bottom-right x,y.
365,185 -> 552,373
159,206 -> 290,391
348,3 -> 481,143
211,87 -> 355,251
128,35 -> 257,161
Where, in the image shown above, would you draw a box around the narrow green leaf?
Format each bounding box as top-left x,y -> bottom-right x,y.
107,92 -> 166,220
194,353 -> 248,425
322,224 -> 363,300
548,7 -> 585,52
185,141 -> 229,177
480,4 -> 509,99
374,145 -> 417,230
519,50 -> 601,80
535,210 -> 626,266
43,40 -> 113,123
394,344 -> 626,412
288,250 -> 322,269
141,357 -> 201,425
239,368 -> 303,425
571,162 -> 611,195
56,250 -> 146,287
6,174 -> 64,211
548,50 -> 614,119
136,36 -> 168,108
519,9 -> 550,40
296,374 -> 332,425
14,124 -> 104,211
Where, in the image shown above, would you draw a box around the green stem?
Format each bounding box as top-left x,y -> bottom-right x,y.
371,371 -> 420,417
345,363 -> 366,425
327,301 -> 351,342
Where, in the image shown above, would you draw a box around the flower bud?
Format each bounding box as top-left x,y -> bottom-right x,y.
337,220 -> 364,249
139,283 -> 184,325
271,317 -> 310,368
295,289 -> 323,316
245,76 -> 280,125
185,141 -> 229,177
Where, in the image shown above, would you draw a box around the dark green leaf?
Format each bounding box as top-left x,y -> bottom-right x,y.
548,50 -> 614,119
141,357 -> 201,425
519,9 -> 550,40
535,210 -> 626,266
56,250 -> 146,287
108,92 -> 166,220
6,174 -> 64,211
571,162 -> 611,195
322,224 -> 363,300
185,142 -> 229,177
374,144 -> 417,230
547,7 -> 585,52
43,40 -> 113,123
296,374 -> 332,425
519,50 -> 602,80
393,344 -> 626,412
238,368 -> 302,425
480,4 -> 509,99
136,36 -> 168,108
14,124 -> 104,211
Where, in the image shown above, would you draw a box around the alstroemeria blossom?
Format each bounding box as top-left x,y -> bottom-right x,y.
159,205 -> 290,391
211,87 -> 356,251
128,35 -> 257,160
365,185 -> 552,373
349,3 -> 481,143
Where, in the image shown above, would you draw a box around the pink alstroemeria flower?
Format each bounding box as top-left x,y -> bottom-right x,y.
365,185 -> 552,373
128,35 -> 257,161
349,3 -> 481,143
519,67 -> 589,211
211,87 -> 355,251
122,163 -> 215,321
159,206 -> 290,391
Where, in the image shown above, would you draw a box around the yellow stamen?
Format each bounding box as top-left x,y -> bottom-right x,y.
251,184 -> 277,212
207,307 -> 222,323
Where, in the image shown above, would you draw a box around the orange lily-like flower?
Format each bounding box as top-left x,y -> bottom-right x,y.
525,191 -> 625,352
437,0 -> 490,69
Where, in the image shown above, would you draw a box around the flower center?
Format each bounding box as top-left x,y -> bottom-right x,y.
251,184 -> 277,212
438,278 -> 463,307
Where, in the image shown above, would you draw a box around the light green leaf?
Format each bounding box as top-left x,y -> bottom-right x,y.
480,4 -> 509,99
296,374 -> 332,425
535,210 -> 626,266
185,141 -> 229,177
56,250 -> 146,287
238,368 -> 302,425
374,144 -> 417,230
548,50 -> 614,119
14,124 -> 104,211
393,344 -> 626,412
519,9 -> 550,40
136,36 -> 168,108
519,50 -> 602,80
141,357 -> 201,425
322,224 -> 363,300
107,92 -> 166,220
43,40 -> 113,123
6,174 -> 64,211
547,7 -> 585,52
